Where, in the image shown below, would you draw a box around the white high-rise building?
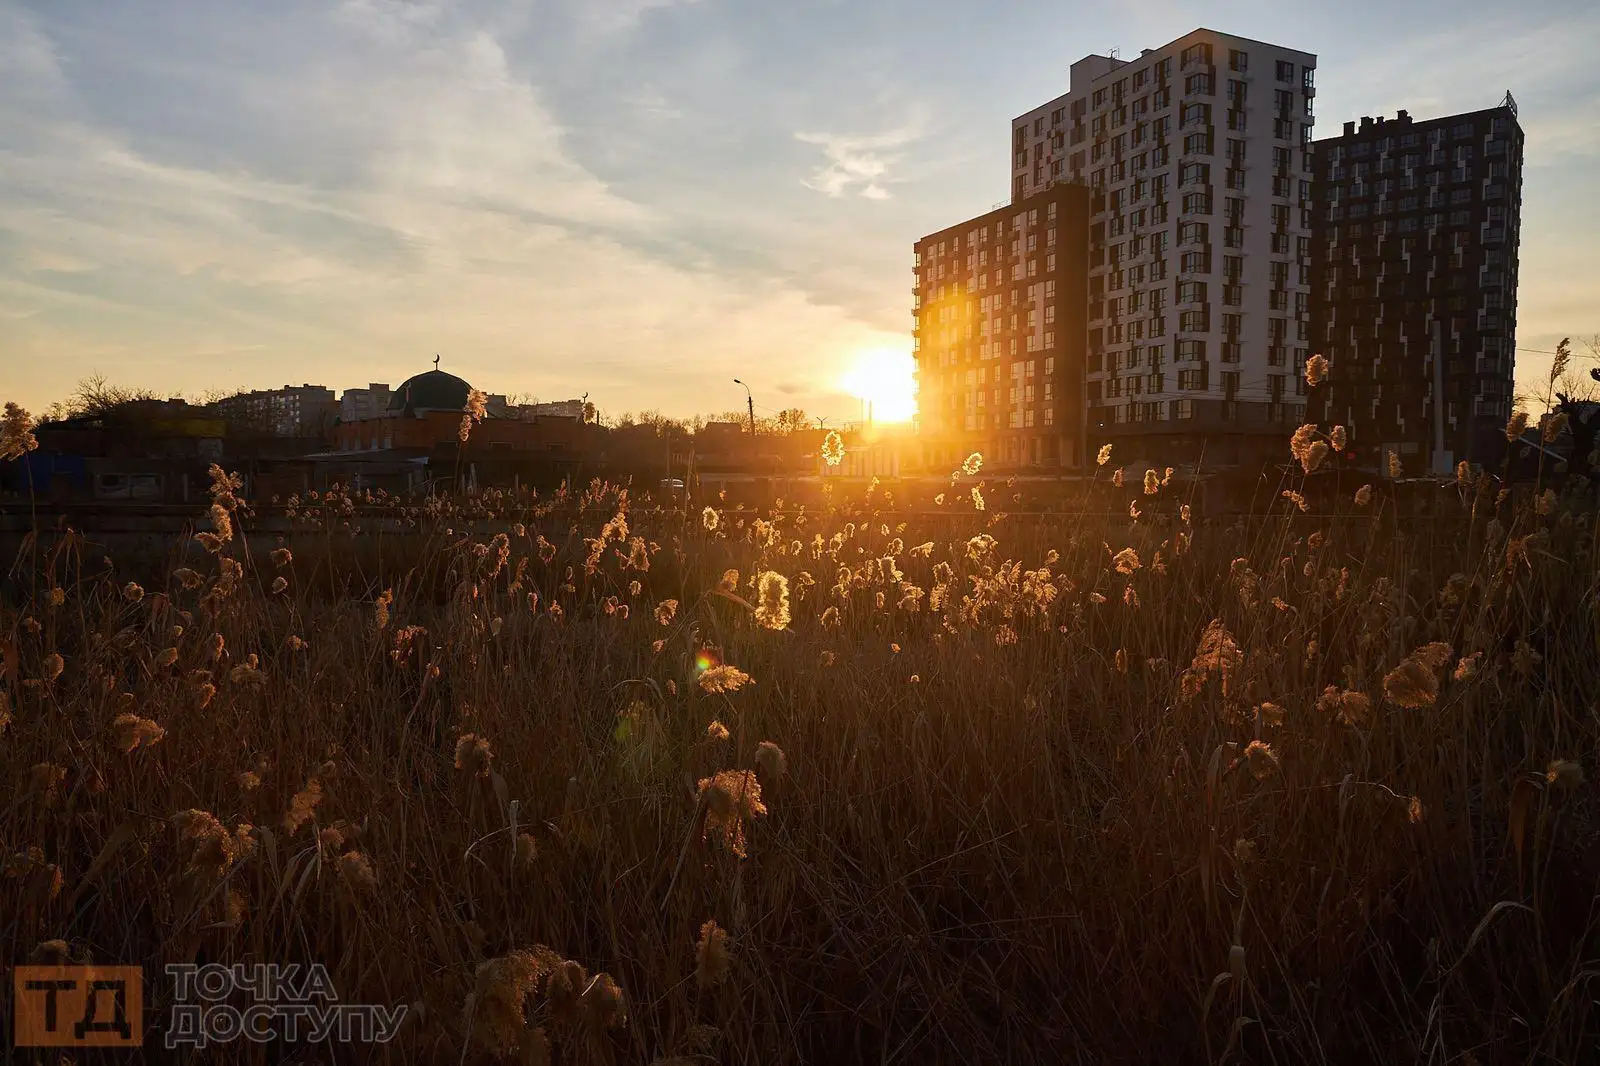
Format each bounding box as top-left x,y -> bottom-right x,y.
1012,29 -> 1317,465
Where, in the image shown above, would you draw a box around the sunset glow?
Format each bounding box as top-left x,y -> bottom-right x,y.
841,347 -> 917,423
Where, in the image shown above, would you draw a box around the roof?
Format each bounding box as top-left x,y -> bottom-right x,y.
389,369 -> 472,414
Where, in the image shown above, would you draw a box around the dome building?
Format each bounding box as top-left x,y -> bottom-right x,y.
329,359 -> 592,465
389,368 -> 473,415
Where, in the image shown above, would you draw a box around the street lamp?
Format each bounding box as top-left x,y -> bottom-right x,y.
733,379 -> 754,436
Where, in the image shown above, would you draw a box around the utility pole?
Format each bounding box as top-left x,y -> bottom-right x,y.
733,379 -> 754,436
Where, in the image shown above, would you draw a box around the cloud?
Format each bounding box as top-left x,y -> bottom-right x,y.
795,124 -> 924,200
573,0 -> 702,34
1322,13 -> 1600,161
625,84 -> 686,121
0,1 -> 908,421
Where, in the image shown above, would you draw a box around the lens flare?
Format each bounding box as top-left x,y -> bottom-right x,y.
842,347 -> 916,422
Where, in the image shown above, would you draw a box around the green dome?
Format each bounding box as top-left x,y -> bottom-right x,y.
389,369 -> 472,413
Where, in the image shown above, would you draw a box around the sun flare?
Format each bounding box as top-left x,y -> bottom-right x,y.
841,347 -> 917,423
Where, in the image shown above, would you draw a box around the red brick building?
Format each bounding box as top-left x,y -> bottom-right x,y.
331,368 -> 589,460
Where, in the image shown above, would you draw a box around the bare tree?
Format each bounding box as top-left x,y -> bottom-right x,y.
190,386 -> 239,406
1551,336 -> 1600,405
1551,336 -> 1600,479
773,408 -> 810,435
40,375 -> 162,422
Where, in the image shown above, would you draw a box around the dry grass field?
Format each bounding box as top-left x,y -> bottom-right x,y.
2,406 -> 1597,1063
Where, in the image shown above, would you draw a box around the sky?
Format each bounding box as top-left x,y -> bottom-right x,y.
1,0 -> 1597,424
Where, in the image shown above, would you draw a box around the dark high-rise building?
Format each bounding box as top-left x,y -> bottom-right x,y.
913,182 -> 1091,470
1309,98 -> 1523,475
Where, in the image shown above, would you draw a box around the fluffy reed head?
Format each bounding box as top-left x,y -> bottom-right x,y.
1304,353 -> 1329,387
698,665 -> 754,694
1383,642 -> 1452,709
754,572 -> 791,630
455,733 -> 494,777
754,741 -> 787,779
696,919 -> 731,988
821,430 -> 846,467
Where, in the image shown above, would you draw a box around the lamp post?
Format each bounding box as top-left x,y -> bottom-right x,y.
733,379 -> 755,436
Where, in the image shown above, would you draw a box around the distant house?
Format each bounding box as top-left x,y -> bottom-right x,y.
7,400 -> 228,504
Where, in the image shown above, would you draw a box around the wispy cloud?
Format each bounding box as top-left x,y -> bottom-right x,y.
795,124 -> 924,200
625,84 -> 687,121
573,0 -> 702,34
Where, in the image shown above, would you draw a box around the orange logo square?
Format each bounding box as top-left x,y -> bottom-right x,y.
13,965 -> 143,1047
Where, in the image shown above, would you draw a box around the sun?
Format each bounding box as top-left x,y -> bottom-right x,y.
841,347 -> 917,423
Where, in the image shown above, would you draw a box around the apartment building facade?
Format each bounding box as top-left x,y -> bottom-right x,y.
212,384 -> 338,437
912,182 -> 1092,471
1011,29 -> 1318,465
340,383 -> 392,423
1308,101 -> 1523,474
